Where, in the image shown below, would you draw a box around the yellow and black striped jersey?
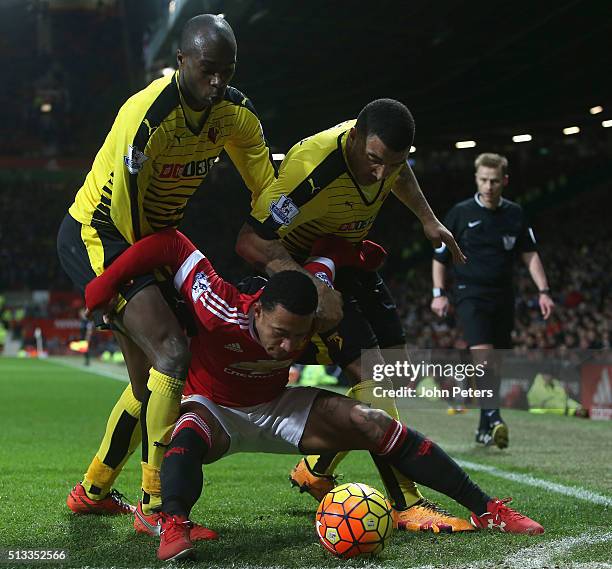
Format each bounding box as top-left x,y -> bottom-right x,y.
69,72 -> 275,243
248,120 -> 405,260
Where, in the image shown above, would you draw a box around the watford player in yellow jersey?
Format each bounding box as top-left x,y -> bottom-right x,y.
57,14 -> 275,532
236,99 -> 473,533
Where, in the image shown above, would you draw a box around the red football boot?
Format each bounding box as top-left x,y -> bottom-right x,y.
66,483 -> 135,515
470,497 -> 544,534
134,501 -> 218,541
157,514 -> 194,561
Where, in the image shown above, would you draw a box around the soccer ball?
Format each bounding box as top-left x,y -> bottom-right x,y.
315,482 -> 393,558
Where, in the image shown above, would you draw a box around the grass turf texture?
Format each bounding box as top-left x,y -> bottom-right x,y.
0,357 -> 610,569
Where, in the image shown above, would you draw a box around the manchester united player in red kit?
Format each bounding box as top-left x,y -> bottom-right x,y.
85,229 -> 544,561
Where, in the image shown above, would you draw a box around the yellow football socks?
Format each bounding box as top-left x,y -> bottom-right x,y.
82,384 -> 142,500
140,368 -> 183,514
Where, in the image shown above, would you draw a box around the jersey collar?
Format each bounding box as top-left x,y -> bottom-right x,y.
474,192 -> 507,210
243,291 -> 264,346
176,71 -> 213,136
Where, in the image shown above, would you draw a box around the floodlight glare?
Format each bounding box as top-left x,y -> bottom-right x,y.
562,126 -> 580,135
455,140 -> 476,149
512,134 -> 532,143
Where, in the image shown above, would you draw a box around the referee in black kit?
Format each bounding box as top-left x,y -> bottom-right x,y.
430,153 -> 554,448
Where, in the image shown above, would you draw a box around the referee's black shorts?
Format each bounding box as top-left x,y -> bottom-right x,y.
299,268 -> 406,368
455,287 -> 514,349
56,214 -> 182,330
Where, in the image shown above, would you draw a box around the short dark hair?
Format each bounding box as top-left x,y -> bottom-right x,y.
355,98 -> 415,152
179,14 -> 236,55
260,271 -> 318,316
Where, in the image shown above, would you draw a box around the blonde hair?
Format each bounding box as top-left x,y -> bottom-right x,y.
474,153 -> 508,176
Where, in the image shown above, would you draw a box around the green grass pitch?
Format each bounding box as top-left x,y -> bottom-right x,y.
1,358 -> 610,568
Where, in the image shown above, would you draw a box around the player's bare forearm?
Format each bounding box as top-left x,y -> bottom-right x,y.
392,165 -> 438,224
522,252 -> 549,291
236,223 -> 304,276
236,223 -> 343,330
392,167 -> 466,263
432,259 -> 447,288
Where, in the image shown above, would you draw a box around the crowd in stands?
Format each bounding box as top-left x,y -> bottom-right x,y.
1,149 -> 609,354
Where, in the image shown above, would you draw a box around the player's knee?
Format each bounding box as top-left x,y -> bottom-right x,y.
204,428 -> 230,464
152,333 -> 190,377
349,404 -> 393,448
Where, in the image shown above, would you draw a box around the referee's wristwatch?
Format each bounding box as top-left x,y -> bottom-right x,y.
538,288 -> 551,295
432,288 -> 446,298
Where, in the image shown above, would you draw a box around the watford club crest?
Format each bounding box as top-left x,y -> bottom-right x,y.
208,125 -> 220,143
325,332 -> 344,352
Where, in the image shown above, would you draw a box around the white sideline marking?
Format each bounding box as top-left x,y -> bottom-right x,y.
47,357 -> 129,383
503,531 -> 612,568
459,459 -> 612,507
404,532 -> 612,569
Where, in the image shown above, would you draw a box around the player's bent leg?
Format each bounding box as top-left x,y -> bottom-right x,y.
117,285 -> 191,515
295,350 -> 384,490
300,391 -> 391,454
376,419 -> 542,534
67,382 -> 142,515
155,405 -> 226,560
113,331 -> 154,402
138,402 -> 227,541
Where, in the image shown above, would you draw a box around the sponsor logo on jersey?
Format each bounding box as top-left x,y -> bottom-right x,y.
502,235 -> 517,250
124,145 -> 149,174
225,358 -> 293,378
338,217 -> 375,232
324,332 -> 343,352
270,195 -> 300,226
159,156 -> 219,179
468,220 -> 482,227
191,271 -> 211,302
224,342 -> 243,352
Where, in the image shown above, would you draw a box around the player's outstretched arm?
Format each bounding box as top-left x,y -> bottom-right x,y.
392,166 -> 466,264
85,229 -> 197,313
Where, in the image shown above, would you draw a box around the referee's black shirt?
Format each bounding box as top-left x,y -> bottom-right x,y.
434,193 -> 537,294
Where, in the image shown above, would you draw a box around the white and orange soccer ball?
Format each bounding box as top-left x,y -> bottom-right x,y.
315,482 -> 393,558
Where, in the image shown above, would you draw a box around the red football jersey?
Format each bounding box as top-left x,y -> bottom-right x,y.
174,250 -> 296,407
